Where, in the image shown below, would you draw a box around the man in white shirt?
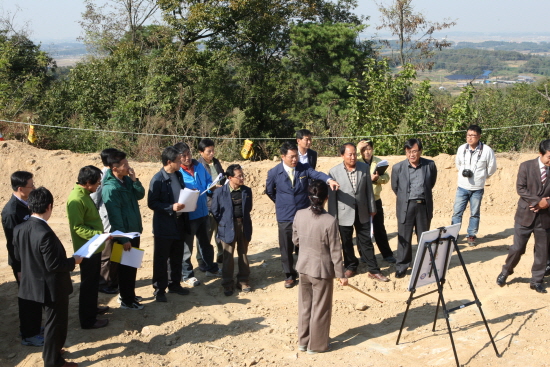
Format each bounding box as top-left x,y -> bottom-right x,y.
451,125 -> 497,246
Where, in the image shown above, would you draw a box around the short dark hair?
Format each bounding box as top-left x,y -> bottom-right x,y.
28,187 -> 53,214
404,138 -> 423,151
173,142 -> 190,155
198,139 -> 215,152
77,165 -> 102,185
359,138 -> 374,149
296,129 -> 312,140
100,148 -> 119,167
539,139 -> 550,155
280,142 -> 298,156
107,151 -> 127,168
467,125 -> 482,135
339,142 -> 356,155
308,180 -> 328,215
226,164 -> 242,178
11,171 -> 33,191
162,146 -> 181,166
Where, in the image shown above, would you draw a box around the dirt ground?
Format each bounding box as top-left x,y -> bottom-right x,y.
0,140 -> 548,367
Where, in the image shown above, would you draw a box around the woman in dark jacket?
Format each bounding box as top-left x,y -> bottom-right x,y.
292,180 -> 348,354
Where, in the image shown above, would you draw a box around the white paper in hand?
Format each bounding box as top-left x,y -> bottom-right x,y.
110,230 -> 141,239
74,233 -> 110,258
120,247 -> 144,268
178,188 -> 200,212
201,173 -> 224,195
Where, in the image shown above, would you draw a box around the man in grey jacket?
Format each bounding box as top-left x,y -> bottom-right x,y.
328,143 -> 389,281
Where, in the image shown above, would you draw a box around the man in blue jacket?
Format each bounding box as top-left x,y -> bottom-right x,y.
266,142 -> 339,288
148,146 -> 190,302
174,142 -> 220,287
211,164 -> 253,296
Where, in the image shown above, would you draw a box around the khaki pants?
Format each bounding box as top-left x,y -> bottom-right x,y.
221,218 -> 250,287
298,274 -> 333,352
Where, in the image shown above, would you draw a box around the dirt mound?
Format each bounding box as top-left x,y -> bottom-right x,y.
0,141 -> 544,367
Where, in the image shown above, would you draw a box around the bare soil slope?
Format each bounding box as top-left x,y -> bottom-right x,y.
0,141 -> 546,367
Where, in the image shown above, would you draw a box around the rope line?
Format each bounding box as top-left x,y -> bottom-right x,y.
0,119 -> 548,141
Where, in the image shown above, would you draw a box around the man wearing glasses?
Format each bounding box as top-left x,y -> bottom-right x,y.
451,125 -> 497,246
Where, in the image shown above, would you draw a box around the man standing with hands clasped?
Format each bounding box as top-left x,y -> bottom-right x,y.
328,143 -> 389,281
391,139 -> 437,278
497,139 -> 550,293
451,125 -> 497,246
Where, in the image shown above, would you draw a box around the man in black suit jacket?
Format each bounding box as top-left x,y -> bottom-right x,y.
14,187 -> 82,367
391,139 -> 438,278
497,139 -> 550,293
296,129 -> 318,169
1,171 -> 44,346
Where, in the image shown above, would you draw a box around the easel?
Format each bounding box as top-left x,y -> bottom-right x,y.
396,227 -> 499,367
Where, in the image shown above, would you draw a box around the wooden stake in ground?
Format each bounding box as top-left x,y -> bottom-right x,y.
338,279 -> 384,303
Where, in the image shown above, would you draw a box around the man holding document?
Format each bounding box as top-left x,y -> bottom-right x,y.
66,166 -> 109,329
174,142 -> 221,287
148,146 -> 190,302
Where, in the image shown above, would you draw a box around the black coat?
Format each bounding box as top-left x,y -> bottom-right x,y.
210,184 -> 253,243
14,217 -> 75,303
1,194 -> 31,272
306,148 -> 318,170
198,156 -> 226,209
147,168 -> 187,239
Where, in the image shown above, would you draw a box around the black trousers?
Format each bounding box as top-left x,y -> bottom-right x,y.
14,267 -> 43,338
79,252 -> 101,328
119,237 -> 140,305
278,222 -> 297,280
396,200 -> 431,273
99,238 -> 119,288
153,230 -> 185,294
339,212 -> 381,274
43,293 -> 69,367
372,199 -> 393,258
502,214 -> 549,284
182,216 -> 218,279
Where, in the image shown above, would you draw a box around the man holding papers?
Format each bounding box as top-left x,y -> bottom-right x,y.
66,166 -> 109,329
102,151 -> 146,310
174,142 -> 221,287
148,147 -> 190,302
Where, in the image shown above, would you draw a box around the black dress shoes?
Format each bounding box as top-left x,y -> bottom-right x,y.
99,286 -> 119,294
395,270 -> 406,279
530,283 -> 547,293
496,273 -> 508,287
97,306 -> 109,315
544,265 -> 550,277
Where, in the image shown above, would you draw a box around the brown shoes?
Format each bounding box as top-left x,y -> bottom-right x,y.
85,319 -> 109,329
284,279 -> 296,288
344,269 -> 356,278
368,272 -> 390,282
236,282 -> 252,293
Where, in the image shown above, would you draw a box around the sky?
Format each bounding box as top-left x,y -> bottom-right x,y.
1,0 -> 550,43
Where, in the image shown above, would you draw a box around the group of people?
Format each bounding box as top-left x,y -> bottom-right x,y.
2,126 -> 550,364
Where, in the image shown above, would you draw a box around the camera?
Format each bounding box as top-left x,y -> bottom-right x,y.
462,169 -> 473,178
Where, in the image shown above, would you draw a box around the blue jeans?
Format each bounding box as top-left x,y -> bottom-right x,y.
451,187 -> 484,237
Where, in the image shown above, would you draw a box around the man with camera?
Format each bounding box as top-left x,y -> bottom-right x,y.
451,125 -> 497,246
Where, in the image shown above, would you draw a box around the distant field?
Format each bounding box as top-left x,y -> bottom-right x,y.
55,57 -> 84,67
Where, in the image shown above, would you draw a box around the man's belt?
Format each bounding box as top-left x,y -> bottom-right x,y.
410,199 -> 426,204
234,217 -> 243,222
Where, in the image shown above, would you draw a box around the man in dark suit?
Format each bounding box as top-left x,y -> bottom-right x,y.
328,143 -> 389,281
211,164 -> 253,296
147,146 -> 189,302
497,139 -> 550,293
266,142 -> 339,288
391,139 -> 438,278
14,187 -> 82,367
296,129 -> 318,169
1,171 -> 43,346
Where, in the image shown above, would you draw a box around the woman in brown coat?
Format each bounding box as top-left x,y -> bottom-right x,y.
293,180 -> 348,354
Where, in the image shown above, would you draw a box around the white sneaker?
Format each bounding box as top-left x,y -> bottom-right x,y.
117,295 -> 143,304
205,269 -> 222,277
184,277 -> 200,287
120,301 -> 144,310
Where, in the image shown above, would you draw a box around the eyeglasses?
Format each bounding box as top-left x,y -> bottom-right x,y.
407,150 -> 420,154
23,184 -> 36,189
466,134 -> 479,138
232,175 -> 245,179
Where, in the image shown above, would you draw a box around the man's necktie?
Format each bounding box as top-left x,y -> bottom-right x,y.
289,168 -> 295,187
543,167 -> 547,186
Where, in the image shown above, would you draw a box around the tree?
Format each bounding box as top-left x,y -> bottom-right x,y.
376,0 -> 455,69
79,0 -> 159,53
